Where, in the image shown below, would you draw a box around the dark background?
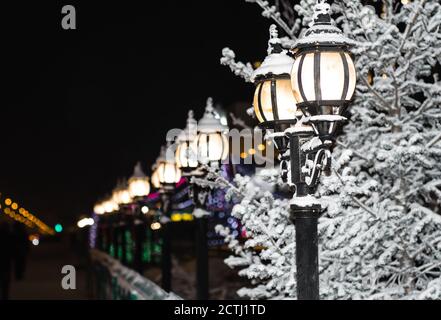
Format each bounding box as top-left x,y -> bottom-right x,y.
0,1 -> 272,226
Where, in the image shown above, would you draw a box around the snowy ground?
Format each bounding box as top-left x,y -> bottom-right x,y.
143,247 -> 251,300
9,238 -> 88,300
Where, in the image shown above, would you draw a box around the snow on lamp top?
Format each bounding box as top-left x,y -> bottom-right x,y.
131,162 -> 146,179
177,110 -> 198,143
197,98 -> 228,133
252,24 -> 295,82
293,0 -> 355,51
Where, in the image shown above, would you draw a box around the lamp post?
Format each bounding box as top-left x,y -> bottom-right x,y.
127,162 -> 151,274
102,196 -> 119,258
175,99 -> 229,300
153,144 -> 182,292
251,0 -> 356,300
112,180 -> 132,265
93,203 -> 105,251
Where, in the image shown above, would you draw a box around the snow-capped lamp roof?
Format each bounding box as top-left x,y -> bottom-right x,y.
197,97 -> 228,133
293,0 -> 355,51
152,145 -> 166,171
177,110 -> 197,143
131,162 -> 146,179
251,24 -> 295,83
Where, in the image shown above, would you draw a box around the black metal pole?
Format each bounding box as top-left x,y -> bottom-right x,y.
292,208 -> 319,300
161,193 -> 172,292
195,216 -> 209,300
121,222 -> 128,266
132,201 -> 144,274
112,223 -> 119,259
134,219 -> 146,274
289,132 -> 320,300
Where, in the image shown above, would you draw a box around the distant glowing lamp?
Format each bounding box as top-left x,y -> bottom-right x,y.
128,162 -> 150,198
196,98 -> 229,166
175,110 -> 199,171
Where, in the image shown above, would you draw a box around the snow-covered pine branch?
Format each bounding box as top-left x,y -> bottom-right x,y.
220,48 -> 254,83
218,0 -> 441,299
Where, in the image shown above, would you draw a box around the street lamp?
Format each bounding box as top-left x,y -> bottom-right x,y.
252,25 -> 302,157
128,162 -> 150,199
112,180 -> 132,206
112,180 -> 132,265
176,98 -> 229,300
153,143 -> 181,292
127,162 -> 151,274
196,98 -> 229,167
94,203 -> 105,215
155,145 -> 182,191
291,0 -> 356,141
101,196 -> 119,256
251,0 -> 356,300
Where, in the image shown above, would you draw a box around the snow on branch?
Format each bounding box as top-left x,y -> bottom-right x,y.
220,48 -> 254,83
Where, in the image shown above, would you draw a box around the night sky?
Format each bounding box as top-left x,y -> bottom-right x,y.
1,1 -> 273,226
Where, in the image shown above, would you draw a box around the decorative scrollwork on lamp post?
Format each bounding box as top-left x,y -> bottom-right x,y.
252,0 -> 357,300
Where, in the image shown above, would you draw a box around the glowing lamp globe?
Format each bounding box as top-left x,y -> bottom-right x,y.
112,180 -> 132,205
252,25 -> 302,132
103,198 -> 118,213
196,98 -> 229,166
93,203 -> 105,215
128,162 -> 150,198
176,110 -> 199,171
155,145 -> 182,189
151,166 -> 161,189
290,0 -> 356,140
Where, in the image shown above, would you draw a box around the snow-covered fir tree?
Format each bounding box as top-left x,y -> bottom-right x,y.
213,0 -> 441,299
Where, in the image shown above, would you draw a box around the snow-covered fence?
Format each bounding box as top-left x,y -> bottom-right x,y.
89,249 -> 181,300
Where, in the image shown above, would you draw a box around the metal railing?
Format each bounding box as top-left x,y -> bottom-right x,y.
89,249 -> 181,300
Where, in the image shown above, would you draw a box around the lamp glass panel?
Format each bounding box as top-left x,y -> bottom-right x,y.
259,80 -> 274,122
253,83 -> 265,123
157,162 -> 166,184
345,52 -> 357,100
176,140 -> 198,168
291,58 -> 302,103
198,132 -> 227,162
275,78 -> 298,120
151,169 -> 161,189
221,134 -> 229,161
162,162 -> 181,184
299,53 -> 316,102
320,51 -> 345,101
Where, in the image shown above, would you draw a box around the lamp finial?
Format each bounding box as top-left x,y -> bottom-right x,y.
205,97 -> 214,113
267,24 -> 283,55
132,161 -> 145,178
313,0 -> 331,25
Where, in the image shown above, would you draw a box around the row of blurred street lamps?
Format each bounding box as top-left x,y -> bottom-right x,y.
88,0 -> 356,300
90,98 -> 229,299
